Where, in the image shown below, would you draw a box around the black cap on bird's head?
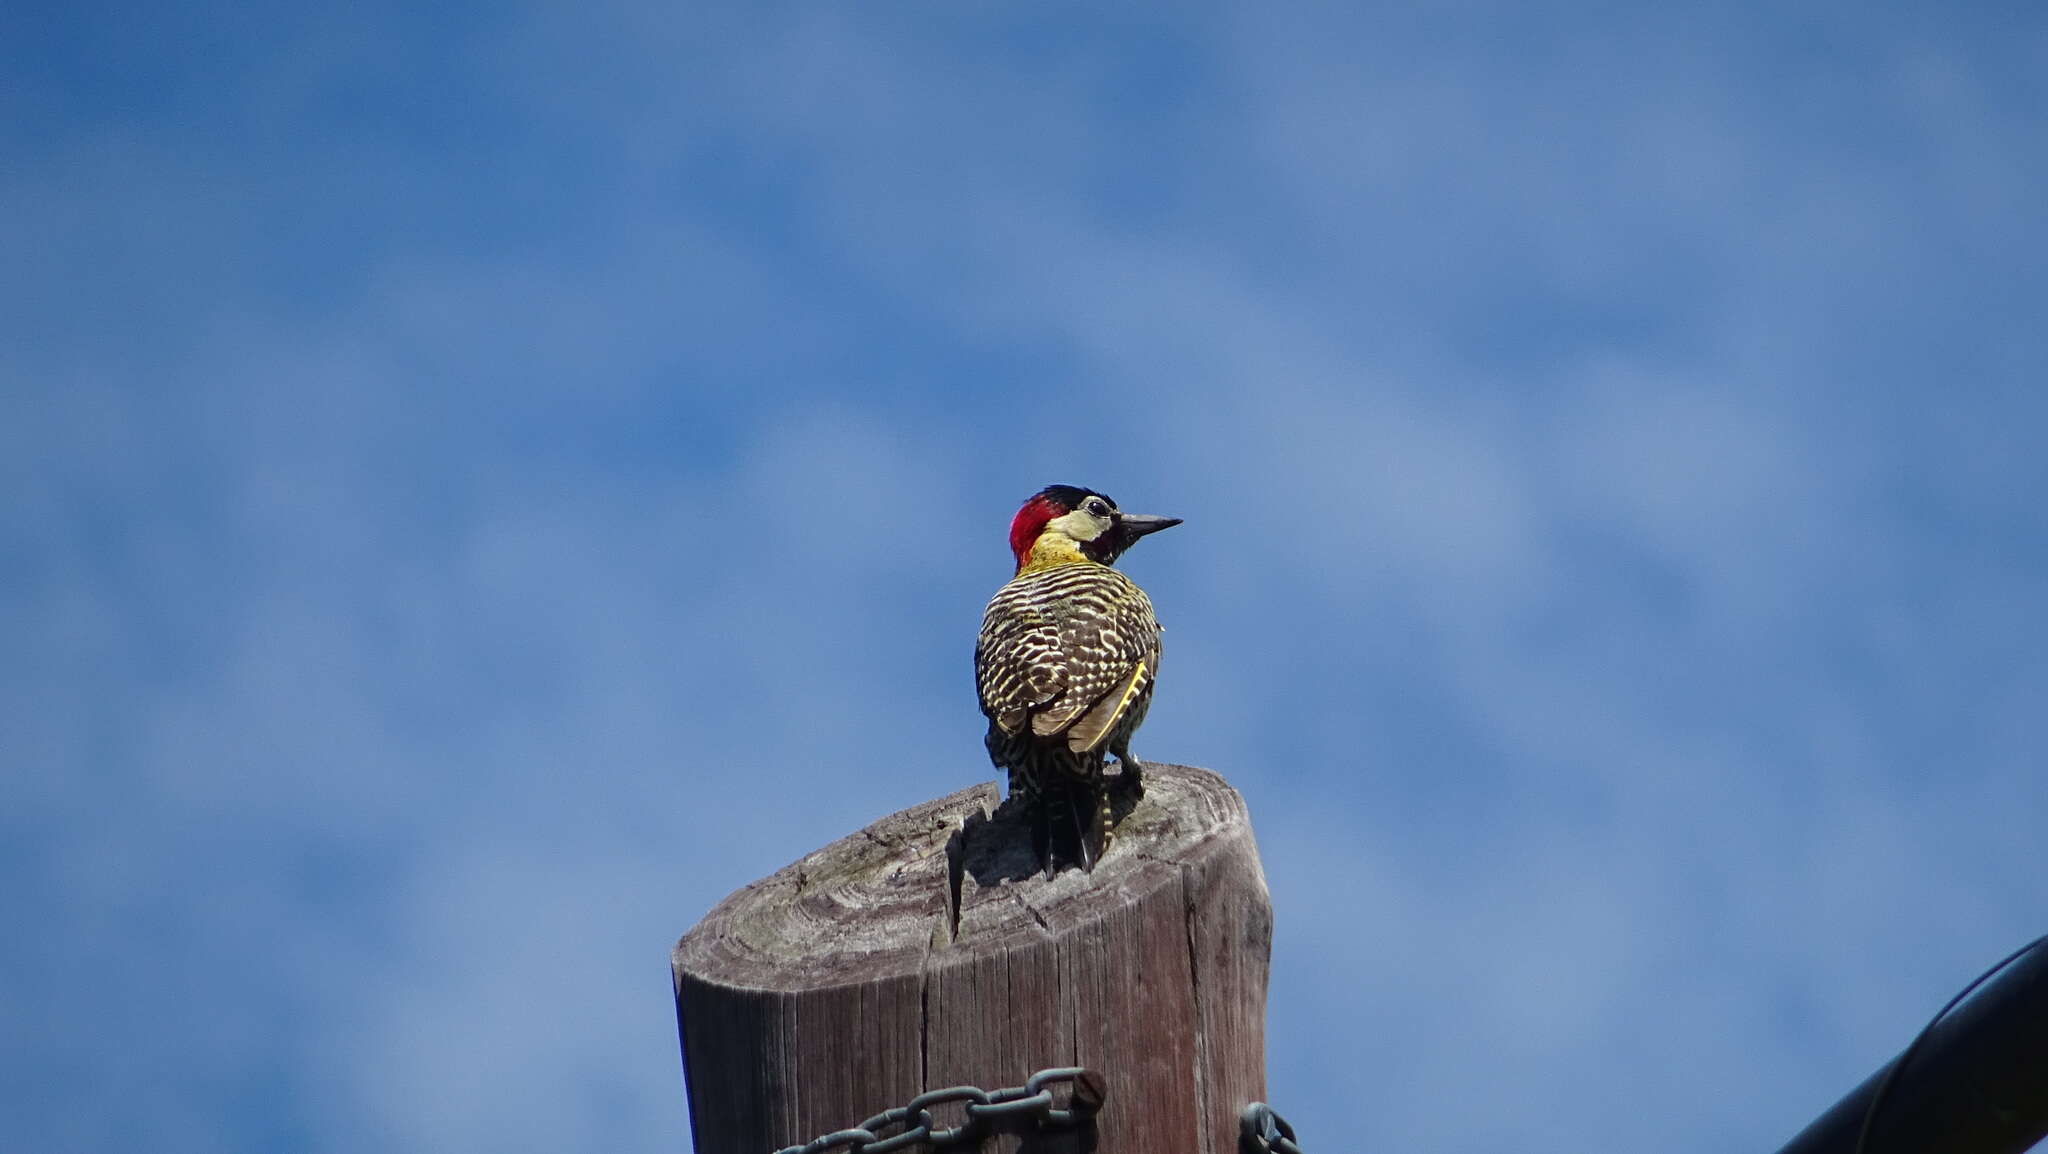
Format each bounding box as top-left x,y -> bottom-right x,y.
1008,484 -> 1181,570
1033,484 -> 1103,512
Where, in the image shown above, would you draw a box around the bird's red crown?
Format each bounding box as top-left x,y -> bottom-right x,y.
1007,485 -> 1110,569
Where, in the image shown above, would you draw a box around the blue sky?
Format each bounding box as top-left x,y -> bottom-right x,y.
5,3 -> 2046,1151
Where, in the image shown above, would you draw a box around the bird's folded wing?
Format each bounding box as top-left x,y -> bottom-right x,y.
976,602 -> 1068,736
1063,660 -> 1149,753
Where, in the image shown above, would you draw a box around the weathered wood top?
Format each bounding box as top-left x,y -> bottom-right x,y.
674,764 -> 1270,1154
675,763 -> 1260,991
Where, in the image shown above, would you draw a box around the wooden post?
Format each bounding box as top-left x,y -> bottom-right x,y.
674,763 -> 1272,1154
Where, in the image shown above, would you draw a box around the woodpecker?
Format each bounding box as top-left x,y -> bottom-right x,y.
975,485 -> 1181,874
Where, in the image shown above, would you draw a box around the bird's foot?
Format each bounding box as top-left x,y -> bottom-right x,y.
1109,754 -> 1147,802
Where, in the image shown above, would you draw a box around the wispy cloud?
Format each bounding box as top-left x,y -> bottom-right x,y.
4,4 -> 2045,1153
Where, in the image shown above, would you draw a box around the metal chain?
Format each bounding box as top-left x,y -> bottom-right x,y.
1239,1102 -> 1306,1154
772,1067 -> 1105,1154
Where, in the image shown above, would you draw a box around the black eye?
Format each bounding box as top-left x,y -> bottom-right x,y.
1087,500 -> 1110,516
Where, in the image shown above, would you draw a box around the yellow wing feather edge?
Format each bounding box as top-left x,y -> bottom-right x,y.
1068,659 -> 1148,753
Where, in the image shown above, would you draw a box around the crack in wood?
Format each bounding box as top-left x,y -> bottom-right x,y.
1181,864 -> 1210,1146
1010,889 -> 1053,933
944,815 -> 969,943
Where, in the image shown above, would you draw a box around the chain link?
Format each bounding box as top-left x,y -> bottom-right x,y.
1239,1102 -> 1306,1154
771,1067 -> 1104,1154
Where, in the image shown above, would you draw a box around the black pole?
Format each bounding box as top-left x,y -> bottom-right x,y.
1774,937 -> 2048,1154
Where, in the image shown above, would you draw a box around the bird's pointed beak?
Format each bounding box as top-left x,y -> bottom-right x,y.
1117,513 -> 1183,540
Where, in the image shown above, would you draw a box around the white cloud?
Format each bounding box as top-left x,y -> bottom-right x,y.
6,5 -> 2046,1154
